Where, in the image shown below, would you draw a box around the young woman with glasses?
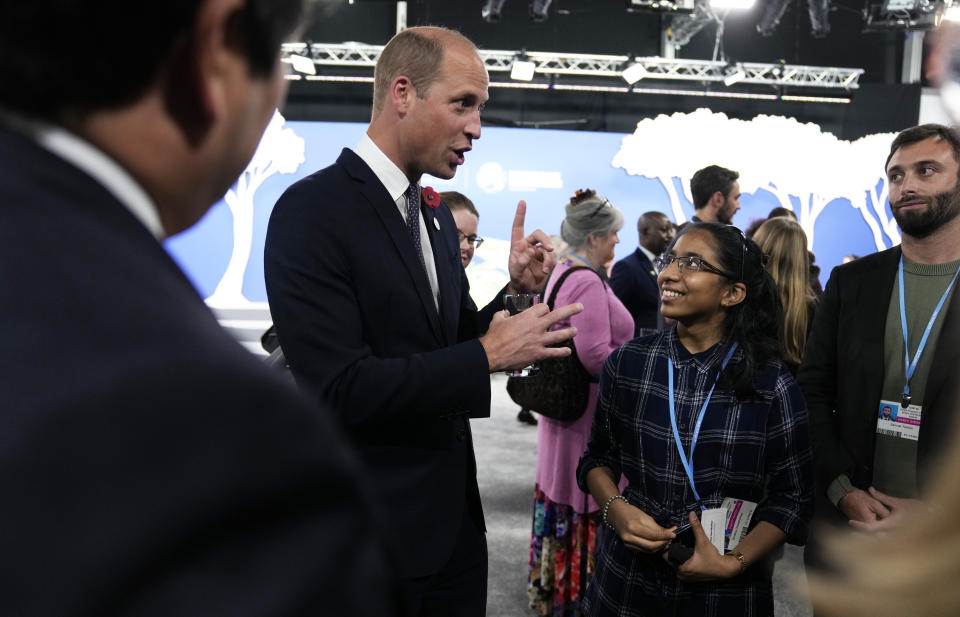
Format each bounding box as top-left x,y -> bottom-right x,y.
577,222 -> 814,617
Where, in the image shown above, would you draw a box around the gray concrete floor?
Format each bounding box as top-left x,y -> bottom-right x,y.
474,373 -> 813,617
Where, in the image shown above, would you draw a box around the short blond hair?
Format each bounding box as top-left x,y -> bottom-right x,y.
372,27 -> 476,114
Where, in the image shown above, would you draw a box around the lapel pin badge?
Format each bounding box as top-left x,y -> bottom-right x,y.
433,218 -> 440,231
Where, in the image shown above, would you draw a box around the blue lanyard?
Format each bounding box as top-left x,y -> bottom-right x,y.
668,342 -> 738,510
897,258 -> 960,403
570,252 -> 593,268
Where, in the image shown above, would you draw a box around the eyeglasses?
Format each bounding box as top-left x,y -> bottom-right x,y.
589,199 -> 613,218
458,232 -> 484,248
656,254 -> 735,279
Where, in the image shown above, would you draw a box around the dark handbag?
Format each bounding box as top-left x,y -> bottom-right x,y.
505,266 -> 600,421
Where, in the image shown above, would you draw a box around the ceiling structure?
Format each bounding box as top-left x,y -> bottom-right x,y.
301,0 -> 913,84
284,0 -> 925,137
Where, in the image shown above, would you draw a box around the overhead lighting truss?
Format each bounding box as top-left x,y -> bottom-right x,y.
281,43 -> 864,91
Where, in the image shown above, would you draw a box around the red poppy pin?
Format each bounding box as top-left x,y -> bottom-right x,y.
421,186 -> 440,209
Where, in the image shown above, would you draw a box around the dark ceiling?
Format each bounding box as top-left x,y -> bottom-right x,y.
303,0 -> 906,84
288,0 -> 921,138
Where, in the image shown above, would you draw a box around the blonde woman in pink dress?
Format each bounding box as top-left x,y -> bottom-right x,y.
528,190 -> 634,616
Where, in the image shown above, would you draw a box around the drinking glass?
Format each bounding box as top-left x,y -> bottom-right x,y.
503,293 -> 541,377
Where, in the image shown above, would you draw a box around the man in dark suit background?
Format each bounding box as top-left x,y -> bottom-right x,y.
610,210 -> 674,336
799,124 -> 960,573
264,26 -> 581,617
0,2 -> 400,616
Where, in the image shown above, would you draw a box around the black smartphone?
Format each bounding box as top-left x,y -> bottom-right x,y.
665,525 -> 696,566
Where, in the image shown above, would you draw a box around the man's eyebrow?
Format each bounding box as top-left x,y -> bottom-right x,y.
887,160 -> 943,174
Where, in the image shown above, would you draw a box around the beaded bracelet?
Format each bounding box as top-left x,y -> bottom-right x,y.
601,494 -> 628,531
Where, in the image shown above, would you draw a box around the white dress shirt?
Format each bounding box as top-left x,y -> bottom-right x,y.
2,112 -> 164,240
638,243 -> 658,267
354,132 -> 440,311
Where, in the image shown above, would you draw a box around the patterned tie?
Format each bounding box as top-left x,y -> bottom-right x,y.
405,182 -> 427,274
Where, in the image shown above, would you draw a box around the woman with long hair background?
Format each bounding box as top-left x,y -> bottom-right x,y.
753,217 -> 817,370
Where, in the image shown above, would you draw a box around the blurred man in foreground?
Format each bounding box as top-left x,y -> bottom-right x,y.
0,1 -> 399,615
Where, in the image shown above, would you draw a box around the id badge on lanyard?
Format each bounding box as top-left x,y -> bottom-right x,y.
668,342 -> 755,552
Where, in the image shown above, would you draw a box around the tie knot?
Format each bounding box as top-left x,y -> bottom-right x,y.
407,183 -> 420,203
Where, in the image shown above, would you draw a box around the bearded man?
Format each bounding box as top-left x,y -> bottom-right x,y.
798,124 -> 960,578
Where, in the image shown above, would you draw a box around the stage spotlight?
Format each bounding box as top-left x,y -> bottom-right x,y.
622,62 -> 648,84
757,0 -> 830,37
863,0 -> 942,30
627,0 -> 695,11
668,0 -> 714,49
756,0 -> 790,34
289,54 -> 316,75
713,0 -> 756,9
723,64 -> 746,85
530,0 -> 553,21
483,0 -> 508,22
511,56 -> 537,81
808,0 -> 831,36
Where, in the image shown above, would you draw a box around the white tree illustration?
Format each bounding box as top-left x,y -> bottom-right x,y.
844,133 -> 900,251
612,109 -> 897,251
206,111 -> 305,307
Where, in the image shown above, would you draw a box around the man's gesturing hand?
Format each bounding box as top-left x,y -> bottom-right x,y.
507,200 -> 557,293
480,302 -> 582,372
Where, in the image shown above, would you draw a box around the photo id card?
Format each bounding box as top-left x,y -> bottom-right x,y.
877,399 -> 921,441
720,497 -> 757,551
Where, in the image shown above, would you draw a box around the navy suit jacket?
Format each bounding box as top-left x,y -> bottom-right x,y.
264,148 -> 500,577
798,246 -> 960,525
0,125 -> 399,616
610,248 -> 661,336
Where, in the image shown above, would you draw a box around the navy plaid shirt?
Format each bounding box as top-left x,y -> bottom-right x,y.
577,329 -> 813,617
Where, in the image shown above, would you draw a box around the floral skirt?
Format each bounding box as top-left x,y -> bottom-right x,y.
527,485 -> 599,617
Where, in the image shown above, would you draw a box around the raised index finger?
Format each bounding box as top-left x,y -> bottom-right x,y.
511,200 -> 527,246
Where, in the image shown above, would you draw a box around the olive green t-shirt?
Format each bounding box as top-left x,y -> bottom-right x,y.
827,256 -> 960,508
874,257 -> 960,498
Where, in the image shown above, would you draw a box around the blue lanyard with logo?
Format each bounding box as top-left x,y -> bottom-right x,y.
668,342 -> 739,510
897,258 -> 960,407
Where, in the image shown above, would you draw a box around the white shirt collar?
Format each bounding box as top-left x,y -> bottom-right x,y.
4,113 -> 164,240
638,244 -> 658,264
354,132 -> 414,200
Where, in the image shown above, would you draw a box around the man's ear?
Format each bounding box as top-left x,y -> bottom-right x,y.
708,190 -> 725,212
721,282 -> 747,309
390,76 -> 415,116
163,0 -> 245,145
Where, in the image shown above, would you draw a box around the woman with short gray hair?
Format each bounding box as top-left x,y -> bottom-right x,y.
527,189 -> 633,616
559,190 -> 625,263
